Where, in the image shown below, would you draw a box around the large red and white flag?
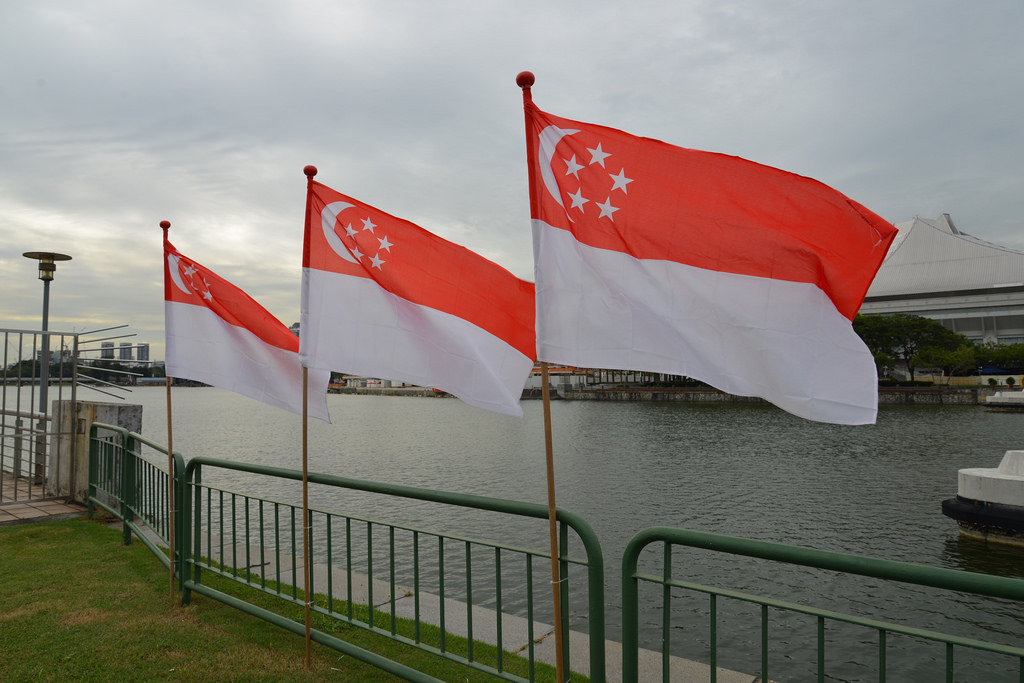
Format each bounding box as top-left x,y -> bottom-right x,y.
299,174 -> 536,417
163,236 -> 331,421
523,98 -> 898,425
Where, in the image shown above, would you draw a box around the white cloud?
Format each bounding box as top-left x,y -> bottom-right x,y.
2,0 -> 1023,359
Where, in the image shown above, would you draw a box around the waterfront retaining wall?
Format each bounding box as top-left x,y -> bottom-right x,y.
333,384 -> 1005,406
563,386 -> 1000,406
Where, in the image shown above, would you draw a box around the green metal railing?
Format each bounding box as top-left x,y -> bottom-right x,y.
181,456 -> 605,682
621,526 -> 1024,683
87,423 -> 183,571
88,422 -> 1024,683
87,422 -> 606,682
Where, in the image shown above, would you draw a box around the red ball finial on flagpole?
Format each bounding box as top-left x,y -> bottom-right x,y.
516,71 -> 535,89
304,165 -> 317,178
160,220 -> 170,231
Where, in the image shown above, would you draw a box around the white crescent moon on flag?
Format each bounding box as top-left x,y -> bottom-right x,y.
321,201 -> 358,263
538,124 -> 580,218
166,253 -> 193,295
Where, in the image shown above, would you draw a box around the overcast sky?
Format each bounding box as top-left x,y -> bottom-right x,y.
2,0 -> 1022,362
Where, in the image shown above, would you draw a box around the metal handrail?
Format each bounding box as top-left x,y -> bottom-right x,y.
622,526 -> 1024,682
87,423 -> 607,682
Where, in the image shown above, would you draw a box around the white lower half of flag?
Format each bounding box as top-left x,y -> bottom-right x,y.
533,221 -> 879,425
166,302 -> 331,421
300,269 -> 533,417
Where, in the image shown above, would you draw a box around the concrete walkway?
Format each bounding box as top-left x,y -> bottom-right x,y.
0,472 -> 86,525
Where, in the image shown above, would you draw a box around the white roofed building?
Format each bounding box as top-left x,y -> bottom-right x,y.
860,214 -> 1024,345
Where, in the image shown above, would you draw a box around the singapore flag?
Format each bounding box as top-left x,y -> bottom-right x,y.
164,235 -> 331,421
522,97 -> 897,425
299,172 -> 536,417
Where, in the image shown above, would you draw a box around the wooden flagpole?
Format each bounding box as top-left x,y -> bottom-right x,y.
301,166 -> 319,669
540,361 -> 566,682
165,375 -> 175,599
160,220 -> 176,600
302,367 -> 312,668
518,71 -> 567,683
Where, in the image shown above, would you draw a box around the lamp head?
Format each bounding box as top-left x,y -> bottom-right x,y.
23,251 -> 72,282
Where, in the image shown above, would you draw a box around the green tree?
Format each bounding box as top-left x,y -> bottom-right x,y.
854,313 -> 969,381
976,342 -> 1024,372
916,345 -> 976,384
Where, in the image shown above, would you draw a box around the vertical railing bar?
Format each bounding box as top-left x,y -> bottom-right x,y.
413,530 -> 421,644
367,520 -> 375,629
159,461 -> 166,537
307,508 -> 315,604
218,489 -> 225,573
946,642 -> 954,683
495,546 -> 504,672
662,541 -> 672,682
389,526 -> 397,635
879,628 -> 886,683
466,540 -> 474,662
559,520 -> 570,675
144,460 -> 152,531
527,553 -> 536,682
274,502 -> 281,596
143,459 -> 150,531
818,616 -> 825,683
144,459 -> 151,527
259,500 -> 266,590
152,461 -> 160,535
205,488 -> 212,566
709,593 -> 717,683
761,603 -> 769,683
305,507 -> 313,602
346,517 -> 353,620
151,461 -> 158,533
230,492 -> 237,577
244,496 -> 251,583
193,469 -> 203,589
439,536 -> 446,653
290,505 -> 297,601
121,433 -> 135,546
326,514 -> 334,614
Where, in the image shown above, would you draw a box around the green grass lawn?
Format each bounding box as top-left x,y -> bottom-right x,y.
0,517 -> 576,682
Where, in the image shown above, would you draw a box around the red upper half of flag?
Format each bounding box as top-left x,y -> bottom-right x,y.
524,103 -> 898,321
303,181 -> 536,360
163,238 -> 299,353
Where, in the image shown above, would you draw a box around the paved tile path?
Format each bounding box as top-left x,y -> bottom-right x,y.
0,472 -> 86,525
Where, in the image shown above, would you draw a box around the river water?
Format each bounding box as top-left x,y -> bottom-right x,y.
117,387 -> 1024,681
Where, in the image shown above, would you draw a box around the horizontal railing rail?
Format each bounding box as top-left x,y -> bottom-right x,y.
621,526 -> 1024,683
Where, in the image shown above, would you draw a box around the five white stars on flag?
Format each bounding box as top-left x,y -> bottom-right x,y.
561,141 -> 633,221
180,262 -> 215,301
340,215 -> 394,270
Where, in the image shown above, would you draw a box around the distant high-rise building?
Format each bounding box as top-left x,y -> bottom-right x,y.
101,342 -> 114,359
137,343 -> 149,362
119,343 -> 132,361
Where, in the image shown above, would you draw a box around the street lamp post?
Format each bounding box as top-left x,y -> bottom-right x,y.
22,251 -> 71,484
22,252 -> 72,414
